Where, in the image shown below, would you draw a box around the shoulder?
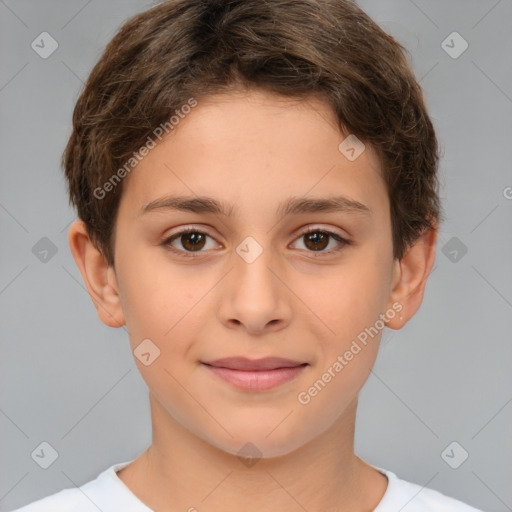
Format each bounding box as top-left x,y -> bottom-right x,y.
9,460 -> 150,512
9,487 -> 99,512
373,466 -> 484,512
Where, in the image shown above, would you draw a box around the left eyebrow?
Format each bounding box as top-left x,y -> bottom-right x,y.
138,194 -> 372,218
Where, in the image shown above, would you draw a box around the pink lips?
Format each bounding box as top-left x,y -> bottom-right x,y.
202,357 -> 307,391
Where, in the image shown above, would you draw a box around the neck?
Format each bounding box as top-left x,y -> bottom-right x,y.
117,393 -> 387,512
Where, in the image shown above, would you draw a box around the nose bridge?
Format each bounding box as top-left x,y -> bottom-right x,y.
218,233 -> 291,332
232,234 -> 279,301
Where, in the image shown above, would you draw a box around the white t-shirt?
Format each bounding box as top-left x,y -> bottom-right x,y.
10,460 -> 484,512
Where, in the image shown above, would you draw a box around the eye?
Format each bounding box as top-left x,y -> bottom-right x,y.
162,226 -> 351,258
162,227 -> 219,257
291,227 -> 350,255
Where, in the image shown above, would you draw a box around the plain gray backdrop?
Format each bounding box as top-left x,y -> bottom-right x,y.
1,1 -> 511,511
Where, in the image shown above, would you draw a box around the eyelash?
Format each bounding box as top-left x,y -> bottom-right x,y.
162,226 -> 351,258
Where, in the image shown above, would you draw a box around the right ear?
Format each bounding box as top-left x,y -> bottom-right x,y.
68,220 -> 125,328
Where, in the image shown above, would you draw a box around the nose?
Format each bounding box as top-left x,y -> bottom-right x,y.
217,241 -> 292,336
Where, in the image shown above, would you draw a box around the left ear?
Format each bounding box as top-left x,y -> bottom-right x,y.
385,225 -> 438,330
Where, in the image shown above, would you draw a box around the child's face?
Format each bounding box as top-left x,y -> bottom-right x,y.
109,89 -> 400,457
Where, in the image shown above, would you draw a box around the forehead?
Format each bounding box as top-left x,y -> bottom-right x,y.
118,89 -> 387,222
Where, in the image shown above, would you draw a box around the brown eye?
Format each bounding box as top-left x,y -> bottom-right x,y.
163,228 -> 217,257
162,226 -> 350,259
293,228 -> 350,255
303,231 -> 330,251
179,232 -> 207,251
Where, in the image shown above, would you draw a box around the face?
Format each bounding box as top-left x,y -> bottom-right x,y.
110,89 -> 398,458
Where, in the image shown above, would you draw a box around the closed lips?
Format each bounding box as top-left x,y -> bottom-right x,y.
201,357 -> 308,391
202,357 -> 307,371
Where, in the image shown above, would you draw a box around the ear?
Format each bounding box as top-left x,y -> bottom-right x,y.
68,220 -> 125,328
385,225 -> 438,330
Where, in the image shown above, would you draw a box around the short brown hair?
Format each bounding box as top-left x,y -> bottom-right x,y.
62,0 -> 442,267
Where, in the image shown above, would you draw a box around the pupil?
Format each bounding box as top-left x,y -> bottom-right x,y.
183,232 -> 205,251
306,232 -> 328,251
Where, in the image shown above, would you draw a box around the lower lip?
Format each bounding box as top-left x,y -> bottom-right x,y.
202,364 -> 307,391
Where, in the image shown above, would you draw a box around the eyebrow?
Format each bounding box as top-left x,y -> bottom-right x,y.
138,194 -> 371,219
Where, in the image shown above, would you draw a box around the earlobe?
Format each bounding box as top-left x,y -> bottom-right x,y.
68,220 -> 125,328
385,226 -> 438,330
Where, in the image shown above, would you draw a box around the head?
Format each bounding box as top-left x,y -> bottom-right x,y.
65,0 -> 441,458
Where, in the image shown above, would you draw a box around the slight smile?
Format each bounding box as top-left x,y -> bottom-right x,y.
201,357 -> 308,391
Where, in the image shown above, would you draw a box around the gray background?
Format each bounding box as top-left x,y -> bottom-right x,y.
1,0 -> 511,510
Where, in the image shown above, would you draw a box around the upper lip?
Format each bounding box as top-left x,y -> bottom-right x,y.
202,357 -> 306,371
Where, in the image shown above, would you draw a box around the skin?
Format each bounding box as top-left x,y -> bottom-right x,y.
69,89 -> 437,512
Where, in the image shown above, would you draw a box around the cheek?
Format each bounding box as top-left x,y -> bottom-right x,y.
308,254 -> 390,337
295,250 -> 392,400
116,249 -> 190,336
116,255 -> 218,383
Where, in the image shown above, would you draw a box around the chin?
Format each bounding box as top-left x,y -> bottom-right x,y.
198,419 -> 315,461
216,436 -> 305,460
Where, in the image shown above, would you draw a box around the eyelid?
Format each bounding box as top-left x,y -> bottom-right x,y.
295,224 -> 348,239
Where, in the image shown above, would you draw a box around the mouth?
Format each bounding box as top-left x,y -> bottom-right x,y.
201,357 -> 308,391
